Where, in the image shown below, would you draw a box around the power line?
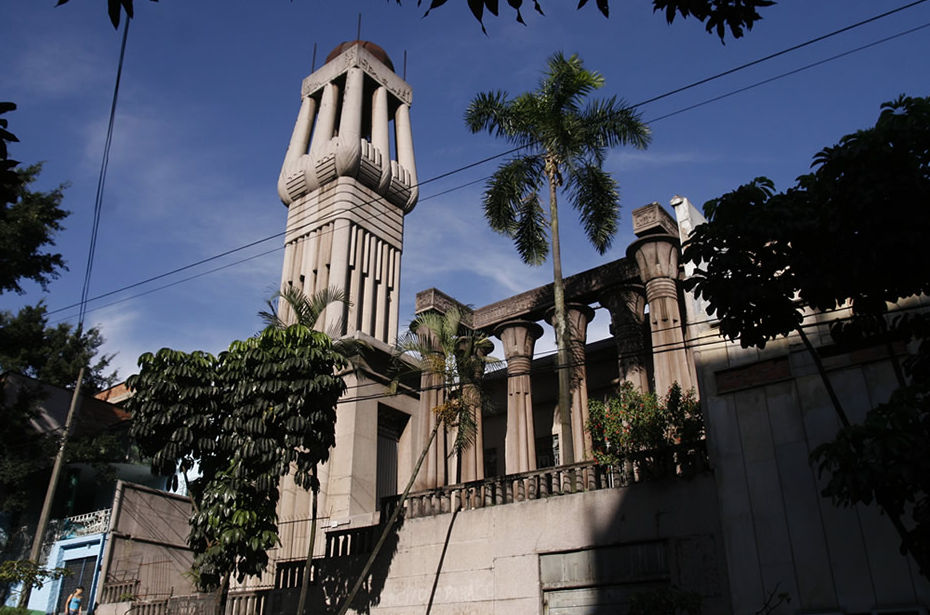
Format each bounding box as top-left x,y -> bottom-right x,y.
45,4 -> 930,322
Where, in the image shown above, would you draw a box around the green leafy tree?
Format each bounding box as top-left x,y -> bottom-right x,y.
126,325 -> 347,615
682,95 -> 930,579
422,0 -> 773,39
465,52 -> 650,465
0,302 -> 117,394
336,306 -> 498,615
1,104 -> 69,297
587,382 -> 703,477
258,285 -> 368,615
1,305 -> 119,537
0,560 -> 70,608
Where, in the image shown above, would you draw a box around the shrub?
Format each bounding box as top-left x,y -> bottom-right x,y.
586,382 -> 703,467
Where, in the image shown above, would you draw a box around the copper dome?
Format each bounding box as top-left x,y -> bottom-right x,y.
325,40 -> 394,72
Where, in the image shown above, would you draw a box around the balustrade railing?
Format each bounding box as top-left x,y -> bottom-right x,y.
385,441 -> 708,520
52,508 -> 112,541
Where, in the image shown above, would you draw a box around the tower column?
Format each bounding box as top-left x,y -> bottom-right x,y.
309,83 -> 338,159
495,320 -> 543,474
336,68 -> 364,177
372,86 -> 391,192
283,95 -> 316,170
394,103 -> 418,210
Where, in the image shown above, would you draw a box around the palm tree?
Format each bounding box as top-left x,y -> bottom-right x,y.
336,306 -> 498,615
258,284 -> 368,615
465,52 -> 650,464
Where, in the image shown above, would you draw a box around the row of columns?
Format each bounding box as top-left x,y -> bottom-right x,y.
279,67 -> 417,211
416,232 -> 695,488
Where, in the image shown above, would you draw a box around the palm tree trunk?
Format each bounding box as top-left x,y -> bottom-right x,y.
548,165 -> 575,466
296,464 -> 320,615
336,420 -> 441,615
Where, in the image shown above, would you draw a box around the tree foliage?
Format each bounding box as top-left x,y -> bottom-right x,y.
126,325 -> 347,591
0,104 -> 69,297
812,380 -> 930,576
682,95 -> 930,579
0,302 -> 117,394
587,382 -> 703,467
466,51 -> 649,464
75,0 -> 773,41
420,0 -> 773,39
684,96 -> 930,349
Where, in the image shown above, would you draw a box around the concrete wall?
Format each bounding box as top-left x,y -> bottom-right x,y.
97,482 -> 194,604
307,474 -> 729,614
693,318 -> 930,615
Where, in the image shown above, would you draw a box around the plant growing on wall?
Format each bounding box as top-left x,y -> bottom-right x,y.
681,95 -> 930,579
586,382 -> 703,473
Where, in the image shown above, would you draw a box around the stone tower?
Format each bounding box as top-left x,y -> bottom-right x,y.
273,41 -> 421,538
277,40 -> 417,344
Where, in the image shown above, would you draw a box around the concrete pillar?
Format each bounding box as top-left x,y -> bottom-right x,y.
283,95 -> 316,170
495,320 -> 543,474
394,103 -> 418,211
372,86 -> 391,192
324,222 -> 352,336
628,234 -> 695,395
309,83 -> 338,159
546,304 -> 596,461
459,340 -> 492,483
600,284 -> 651,393
336,68 -> 364,177
415,325 -> 448,491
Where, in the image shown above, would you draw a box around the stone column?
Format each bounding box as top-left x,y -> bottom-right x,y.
309,83 -> 338,159
628,234 -> 695,395
371,86 -> 391,193
415,325 -> 447,491
495,320 -> 543,474
546,304 -> 595,462
600,284 -> 651,393
336,67 -> 364,177
283,94 -> 316,170
394,103 -> 418,211
459,340 -> 492,483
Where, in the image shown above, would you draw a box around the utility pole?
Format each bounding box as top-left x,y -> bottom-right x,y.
20,367 -> 85,608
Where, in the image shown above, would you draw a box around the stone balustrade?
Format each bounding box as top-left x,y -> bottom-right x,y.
385,441 -> 708,521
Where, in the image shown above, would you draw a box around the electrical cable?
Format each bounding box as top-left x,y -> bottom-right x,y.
78,19 -> 130,330
43,5 -> 930,323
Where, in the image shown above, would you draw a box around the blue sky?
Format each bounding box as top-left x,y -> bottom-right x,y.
4,0 -> 929,381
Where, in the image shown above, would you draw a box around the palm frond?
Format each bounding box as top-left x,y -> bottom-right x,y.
541,52 -> 604,119
482,155 -> 545,235
566,163 -> 621,255
579,97 -> 651,155
514,191 -> 549,265
388,307 -> 499,453
263,285 -> 351,330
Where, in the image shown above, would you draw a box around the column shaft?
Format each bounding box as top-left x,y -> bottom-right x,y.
496,321 -> 543,474
309,83 -> 338,158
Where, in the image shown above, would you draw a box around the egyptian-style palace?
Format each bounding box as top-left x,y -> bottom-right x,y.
50,40 -> 930,615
